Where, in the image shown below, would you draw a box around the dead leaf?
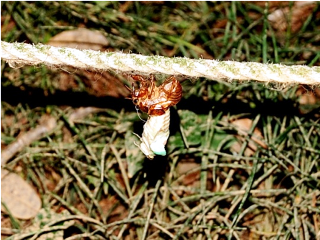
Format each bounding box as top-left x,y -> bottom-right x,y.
230,118 -> 267,156
47,29 -> 129,98
1,169 -> 41,219
48,28 -> 109,50
268,2 -> 317,38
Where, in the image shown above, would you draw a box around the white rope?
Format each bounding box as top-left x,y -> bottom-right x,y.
1,41 -> 320,85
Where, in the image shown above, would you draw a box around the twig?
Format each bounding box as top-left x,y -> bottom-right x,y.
2,41 -> 320,85
1,107 -> 102,165
1,115 -> 57,165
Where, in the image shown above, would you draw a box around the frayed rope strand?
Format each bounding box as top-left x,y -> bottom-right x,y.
1,41 -> 320,85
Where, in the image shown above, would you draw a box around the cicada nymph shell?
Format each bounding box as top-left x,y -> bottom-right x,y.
127,75 -> 182,159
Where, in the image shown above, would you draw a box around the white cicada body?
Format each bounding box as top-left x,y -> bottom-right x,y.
135,109 -> 170,159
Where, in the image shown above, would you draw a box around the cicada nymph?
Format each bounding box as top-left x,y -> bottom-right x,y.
127,75 -> 182,159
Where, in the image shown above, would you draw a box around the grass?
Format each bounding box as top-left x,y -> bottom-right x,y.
1,1 -> 320,239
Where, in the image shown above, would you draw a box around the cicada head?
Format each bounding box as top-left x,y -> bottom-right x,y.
129,75 -> 153,113
131,88 -> 149,113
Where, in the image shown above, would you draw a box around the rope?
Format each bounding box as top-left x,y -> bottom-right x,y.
1,41 -> 320,85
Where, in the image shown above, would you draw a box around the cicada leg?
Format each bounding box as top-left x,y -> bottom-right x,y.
148,75 -> 156,99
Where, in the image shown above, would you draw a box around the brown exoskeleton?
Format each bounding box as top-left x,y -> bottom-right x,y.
127,75 -> 182,116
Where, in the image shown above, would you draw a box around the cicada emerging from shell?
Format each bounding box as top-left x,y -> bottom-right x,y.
127,75 -> 182,159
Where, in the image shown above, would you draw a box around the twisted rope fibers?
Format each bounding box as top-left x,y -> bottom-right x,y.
2,41 -> 320,85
